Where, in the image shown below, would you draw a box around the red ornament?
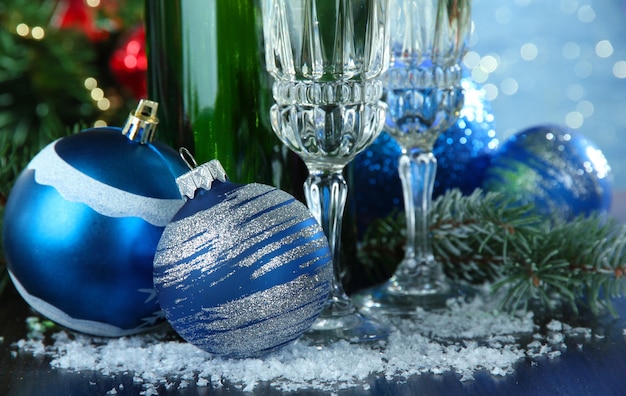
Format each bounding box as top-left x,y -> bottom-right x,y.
109,25 -> 147,99
50,0 -> 120,42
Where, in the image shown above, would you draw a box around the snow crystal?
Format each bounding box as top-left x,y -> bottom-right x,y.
547,332 -> 565,344
12,295 -> 593,394
546,319 -> 563,332
569,327 -> 592,338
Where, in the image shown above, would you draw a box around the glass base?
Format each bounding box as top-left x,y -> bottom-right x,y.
301,303 -> 391,346
352,278 -> 475,317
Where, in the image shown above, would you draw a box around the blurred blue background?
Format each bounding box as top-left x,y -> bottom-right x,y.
469,0 -> 626,189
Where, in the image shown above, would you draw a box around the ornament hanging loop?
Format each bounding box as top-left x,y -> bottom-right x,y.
179,147 -> 198,170
175,150 -> 228,200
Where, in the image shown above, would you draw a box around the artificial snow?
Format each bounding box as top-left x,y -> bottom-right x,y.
12,295 -> 592,394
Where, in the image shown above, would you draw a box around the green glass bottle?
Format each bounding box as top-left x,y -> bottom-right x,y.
145,0 -> 304,190
145,0 -> 360,288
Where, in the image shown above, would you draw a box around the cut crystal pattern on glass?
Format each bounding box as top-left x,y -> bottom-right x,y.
354,0 -> 473,315
272,80 -> 384,105
385,63 -> 463,89
389,0 -> 472,68
263,0 -> 392,344
271,102 -> 386,171
381,0 -> 470,154
385,83 -> 464,151
262,0 -> 390,81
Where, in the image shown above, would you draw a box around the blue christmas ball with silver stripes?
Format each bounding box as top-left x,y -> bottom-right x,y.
2,100 -> 189,337
153,160 -> 333,358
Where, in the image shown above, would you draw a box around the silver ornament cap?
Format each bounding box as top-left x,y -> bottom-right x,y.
176,150 -> 228,200
121,99 -> 159,144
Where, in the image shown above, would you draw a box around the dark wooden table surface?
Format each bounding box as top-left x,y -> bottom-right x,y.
2,195 -> 626,395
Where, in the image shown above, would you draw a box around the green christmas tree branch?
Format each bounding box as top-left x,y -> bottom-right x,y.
0,0 -> 146,201
359,189 -> 626,316
492,213 -> 626,316
1,0 -> 99,201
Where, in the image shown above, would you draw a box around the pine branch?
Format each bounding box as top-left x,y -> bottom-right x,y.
493,214 -> 626,316
0,204 -> 5,296
1,0 -> 97,200
359,189 -> 626,316
0,0 -> 146,200
430,189 -> 543,283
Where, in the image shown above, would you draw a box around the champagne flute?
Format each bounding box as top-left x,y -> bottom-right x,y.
261,0 -> 392,343
354,0 -> 472,314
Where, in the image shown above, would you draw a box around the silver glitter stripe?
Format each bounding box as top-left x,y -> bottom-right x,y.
155,185 -> 323,289
175,269 -> 331,354
194,302 -> 319,354
187,268 -> 330,331
154,202 -> 232,288
29,141 -> 183,227
220,208 -> 319,270
154,184 -> 286,251
250,229 -> 329,280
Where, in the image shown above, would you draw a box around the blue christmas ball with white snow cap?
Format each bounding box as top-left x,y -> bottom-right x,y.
2,100 -> 189,336
153,159 -> 333,358
482,124 -> 613,220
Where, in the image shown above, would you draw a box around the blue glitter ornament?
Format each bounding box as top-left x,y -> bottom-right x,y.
353,78 -> 498,235
482,124 -> 613,220
153,159 -> 333,358
2,100 -> 189,337
433,78 -> 499,197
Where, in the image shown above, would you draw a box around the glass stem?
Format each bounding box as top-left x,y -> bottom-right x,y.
394,150 -> 446,293
303,169 -> 354,317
